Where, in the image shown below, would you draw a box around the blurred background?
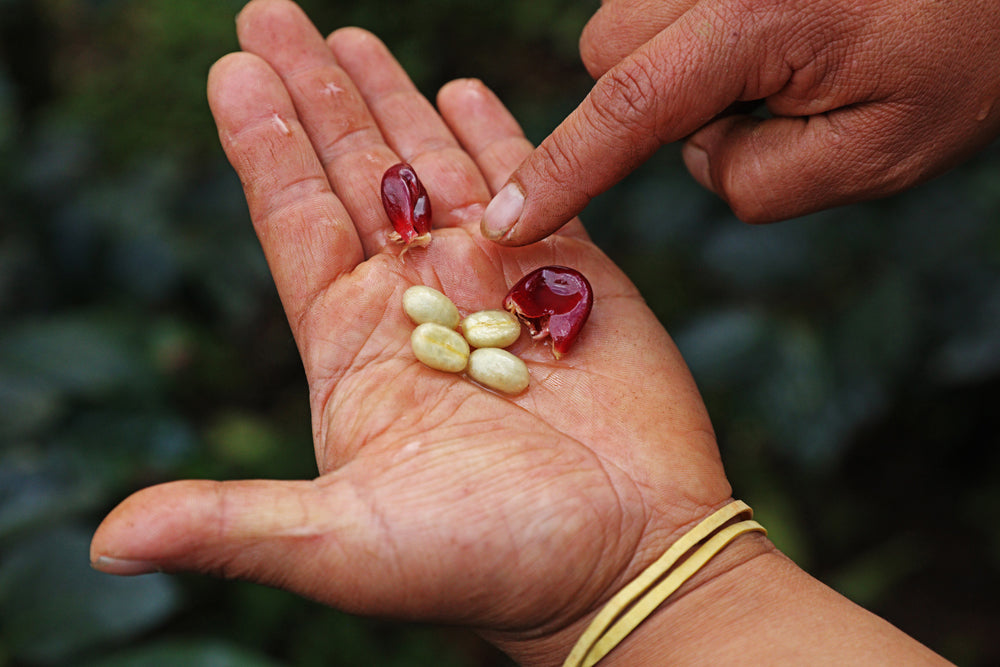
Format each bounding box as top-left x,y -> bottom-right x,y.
2,0 -> 999,665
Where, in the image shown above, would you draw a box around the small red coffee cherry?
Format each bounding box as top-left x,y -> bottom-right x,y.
381,162 -> 432,251
503,266 -> 593,358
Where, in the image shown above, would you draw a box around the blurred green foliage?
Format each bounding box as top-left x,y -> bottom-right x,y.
1,0 -> 998,665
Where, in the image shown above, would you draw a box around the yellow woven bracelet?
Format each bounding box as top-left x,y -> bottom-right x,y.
563,500 -> 766,667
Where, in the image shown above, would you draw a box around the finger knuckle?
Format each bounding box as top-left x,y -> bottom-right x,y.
534,133 -> 588,188
590,55 -> 664,137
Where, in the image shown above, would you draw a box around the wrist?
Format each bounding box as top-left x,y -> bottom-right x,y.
595,529 -> 775,666
506,522 -> 949,666
484,500 -> 777,667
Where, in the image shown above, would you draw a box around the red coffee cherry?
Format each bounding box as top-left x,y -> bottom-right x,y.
381,162 -> 432,250
503,266 -> 593,358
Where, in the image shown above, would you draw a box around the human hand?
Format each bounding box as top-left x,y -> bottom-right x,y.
90,0 -> 756,662
481,0 -> 1000,245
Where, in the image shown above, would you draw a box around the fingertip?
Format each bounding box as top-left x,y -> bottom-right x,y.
89,479 -> 333,582
90,481 -> 205,576
234,0 -> 263,27
681,142 -> 714,194
326,25 -> 379,51
579,17 -> 611,80
207,52 -> 236,100
480,160 -> 591,245
238,0 -> 329,67
91,556 -> 162,577
207,51 -> 266,96
481,182 -> 525,242
436,77 -> 487,109
236,0 -> 298,39
206,51 -> 290,130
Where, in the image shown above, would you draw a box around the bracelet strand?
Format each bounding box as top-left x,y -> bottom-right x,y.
563,500 -> 766,667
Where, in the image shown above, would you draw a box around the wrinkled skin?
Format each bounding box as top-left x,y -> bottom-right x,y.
90,0 -> 746,663
483,0 -> 1000,244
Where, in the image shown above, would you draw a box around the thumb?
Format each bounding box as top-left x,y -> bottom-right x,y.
90,477 -> 394,615
682,104 -> 961,224
481,7 -> 755,246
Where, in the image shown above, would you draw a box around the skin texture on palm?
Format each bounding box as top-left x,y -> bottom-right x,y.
482,0 -> 1000,244
90,0 -> 745,662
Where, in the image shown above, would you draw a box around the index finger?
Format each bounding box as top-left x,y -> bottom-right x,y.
436,78 -> 591,243
208,53 -> 363,334
481,2 -> 758,245
236,0 -> 400,257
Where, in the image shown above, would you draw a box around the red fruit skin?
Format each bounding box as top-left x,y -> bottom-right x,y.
381,163 -> 432,245
503,266 -> 593,358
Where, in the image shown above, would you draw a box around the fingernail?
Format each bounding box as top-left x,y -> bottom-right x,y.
92,556 -> 161,576
683,144 -> 713,193
482,183 -> 524,241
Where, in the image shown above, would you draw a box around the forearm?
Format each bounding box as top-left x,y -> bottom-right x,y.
496,533 -> 949,666
614,541 -> 948,665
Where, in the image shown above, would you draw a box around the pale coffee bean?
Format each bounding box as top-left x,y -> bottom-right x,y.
467,348 -> 530,395
402,285 -> 460,329
410,322 -> 469,373
461,310 -> 521,348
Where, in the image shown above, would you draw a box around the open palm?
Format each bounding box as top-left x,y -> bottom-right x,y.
92,0 -> 738,657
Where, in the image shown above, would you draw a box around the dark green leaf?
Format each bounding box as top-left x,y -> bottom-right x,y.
0,526 -> 179,664
0,316 -> 142,397
81,639 -> 281,667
